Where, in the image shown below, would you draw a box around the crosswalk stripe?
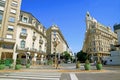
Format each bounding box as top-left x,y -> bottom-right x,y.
0,72 -> 61,80
70,73 -> 78,80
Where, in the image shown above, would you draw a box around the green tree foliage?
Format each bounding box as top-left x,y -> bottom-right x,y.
76,50 -> 87,62
62,51 -> 71,61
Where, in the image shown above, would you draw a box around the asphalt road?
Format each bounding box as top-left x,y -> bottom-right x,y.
0,63 -> 120,80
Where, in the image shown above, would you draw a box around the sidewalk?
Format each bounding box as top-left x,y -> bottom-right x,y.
0,64 -> 110,73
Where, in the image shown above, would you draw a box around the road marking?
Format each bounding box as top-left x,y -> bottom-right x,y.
70,73 -> 78,80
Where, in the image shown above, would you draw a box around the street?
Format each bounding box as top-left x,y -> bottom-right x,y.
0,63 -> 120,80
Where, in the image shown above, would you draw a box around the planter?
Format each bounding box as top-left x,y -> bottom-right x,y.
9,64 -> 13,69
15,64 -> 21,70
84,64 -> 90,70
0,64 -> 5,70
96,64 -> 102,70
76,61 -> 80,69
26,64 -> 30,68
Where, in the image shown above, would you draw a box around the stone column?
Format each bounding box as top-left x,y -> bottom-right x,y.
32,53 -> 37,65
13,44 -> 17,69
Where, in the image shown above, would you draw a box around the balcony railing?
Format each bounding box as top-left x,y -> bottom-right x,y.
29,48 -> 37,52
16,46 -> 29,51
0,38 -> 15,43
37,50 -> 46,54
20,33 -> 28,38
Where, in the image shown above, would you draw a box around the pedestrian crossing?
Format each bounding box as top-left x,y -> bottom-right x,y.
0,72 -> 61,80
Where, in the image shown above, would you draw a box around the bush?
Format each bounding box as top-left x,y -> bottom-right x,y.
26,64 -> 30,68
85,60 -> 90,64
16,59 -> 21,64
84,60 -> 90,70
5,58 -> 13,66
0,60 -> 5,64
96,61 -> 102,70
0,64 -> 5,70
47,60 -> 53,65
15,64 -> 21,70
15,59 -> 22,70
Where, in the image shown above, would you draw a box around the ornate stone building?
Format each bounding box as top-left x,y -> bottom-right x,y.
82,12 -> 117,61
0,0 -> 71,65
47,25 -> 70,56
16,11 -> 47,64
0,0 -> 21,60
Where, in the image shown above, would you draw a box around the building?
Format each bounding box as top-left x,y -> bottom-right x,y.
0,0 -> 21,60
106,24 -> 120,65
16,11 -> 47,64
0,0 -> 70,65
47,25 -> 70,58
82,12 -> 117,61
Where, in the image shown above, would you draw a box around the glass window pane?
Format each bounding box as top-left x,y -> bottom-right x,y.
21,28 -> 27,33
11,1 -> 18,7
10,9 -> 16,14
21,40 -> 25,48
8,25 -> 14,31
6,34 -> 12,39
9,17 -> 15,22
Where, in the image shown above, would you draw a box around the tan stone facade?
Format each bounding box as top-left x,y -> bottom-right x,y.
0,0 -> 21,60
16,11 -> 47,64
0,0 -> 70,65
82,12 -> 117,61
47,25 -> 69,55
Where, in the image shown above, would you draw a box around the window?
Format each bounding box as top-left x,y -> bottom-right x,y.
21,28 -> 27,33
6,34 -> 13,39
0,6 -> 4,11
20,40 -> 25,48
33,32 -> 35,36
0,14 -> 2,28
0,24 -> 1,29
32,42 -> 34,48
8,25 -> 14,31
22,17 -> 28,23
0,10 -> 3,24
39,45 -> 41,50
0,14 -> 2,20
2,44 -> 14,49
9,17 -> 15,22
11,1 -> 18,7
10,9 -> 16,14
0,0 -> 5,7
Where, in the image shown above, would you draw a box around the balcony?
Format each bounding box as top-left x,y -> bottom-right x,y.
0,38 -> 15,43
37,50 -> 46,54
29,48 -> 37,52
39,39 -> 43,44
32,35 -> 36,40
16,46 -> 29,52
20,33 -> 28,38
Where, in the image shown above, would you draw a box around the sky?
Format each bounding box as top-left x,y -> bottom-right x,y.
21,0 -> 120,53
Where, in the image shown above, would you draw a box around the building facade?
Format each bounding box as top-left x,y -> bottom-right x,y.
0,0 -> 71,65
16,11 -> 47,64
0,0 -> 21,60
106,24 -> 120,65
82,12 -> 117,61
47,25 -> 69,56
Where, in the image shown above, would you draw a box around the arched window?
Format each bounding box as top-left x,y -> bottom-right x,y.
20,40 -> 25,48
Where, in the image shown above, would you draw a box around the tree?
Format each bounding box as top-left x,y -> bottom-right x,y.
62,51 -> 71,61
76,50 -> 87,62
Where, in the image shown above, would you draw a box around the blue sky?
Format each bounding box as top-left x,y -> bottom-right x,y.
21,0 -> 120,53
